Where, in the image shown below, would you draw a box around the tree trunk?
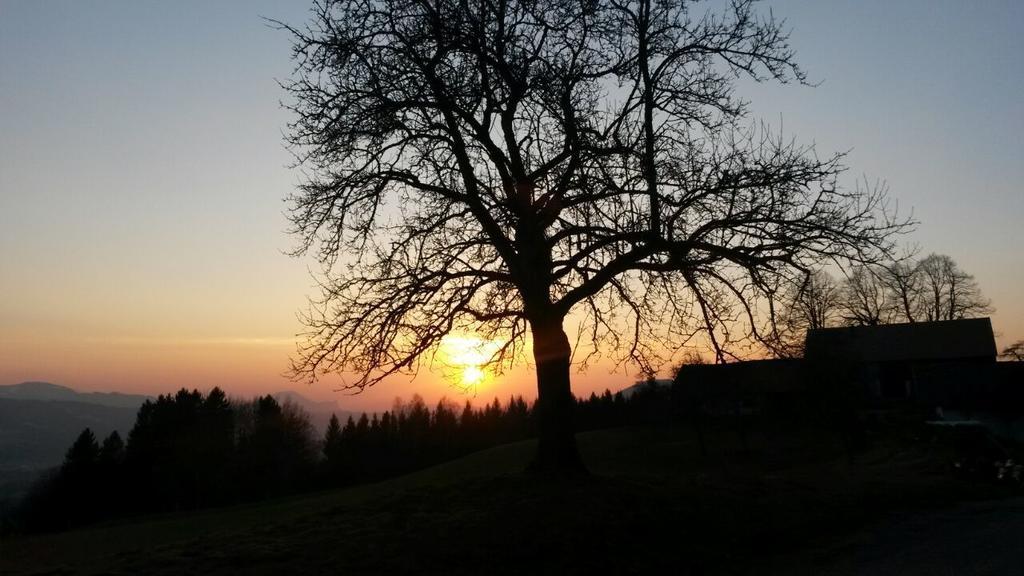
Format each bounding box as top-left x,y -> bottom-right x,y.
528,317 -> 586,474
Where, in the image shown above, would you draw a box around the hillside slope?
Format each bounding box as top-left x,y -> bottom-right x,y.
0,425 -> 1010,575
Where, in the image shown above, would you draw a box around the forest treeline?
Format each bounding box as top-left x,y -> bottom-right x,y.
7,385 -> 663,533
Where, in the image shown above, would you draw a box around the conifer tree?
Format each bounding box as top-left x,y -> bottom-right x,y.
64,428 -> 100,471
99,431 -> 125,465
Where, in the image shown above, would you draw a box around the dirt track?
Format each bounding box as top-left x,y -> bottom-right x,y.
772,497 -> 1024,575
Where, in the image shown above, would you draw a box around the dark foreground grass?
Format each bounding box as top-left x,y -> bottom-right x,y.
0,423 -> 1010,575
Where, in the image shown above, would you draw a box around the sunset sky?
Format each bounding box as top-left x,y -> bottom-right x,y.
1,0 -> 1021,412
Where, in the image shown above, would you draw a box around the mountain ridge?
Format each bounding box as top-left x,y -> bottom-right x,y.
0,382 -> 152,409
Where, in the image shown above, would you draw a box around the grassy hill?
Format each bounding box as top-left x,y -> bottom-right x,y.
0,423 -> 1009,575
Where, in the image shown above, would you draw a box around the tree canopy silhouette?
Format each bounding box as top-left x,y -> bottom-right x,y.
279,0 -> 906,470
1001,341 -> 1024,361
915,253 -> 993,322
775,269 -> 840,356
838,253 -> 992,327
839,264 -> 894,327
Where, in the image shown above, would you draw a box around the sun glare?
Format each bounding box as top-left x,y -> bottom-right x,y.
440,334 -> 501,391
461,365 -> 485,387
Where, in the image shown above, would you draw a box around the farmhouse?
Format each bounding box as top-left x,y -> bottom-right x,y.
804,318 -> 998,405
670,318 -> 1020,417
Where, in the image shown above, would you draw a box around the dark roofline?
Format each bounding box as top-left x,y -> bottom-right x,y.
806,317 -> 993,336
805,317 -> 997,363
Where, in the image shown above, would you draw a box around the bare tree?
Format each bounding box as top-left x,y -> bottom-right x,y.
1001,341 -> 1024,361
838,265 -> 894,326
278,0 -> 905,470
880,259 -> 923,323
775,269 -> 840,356
916,254 -> 993,322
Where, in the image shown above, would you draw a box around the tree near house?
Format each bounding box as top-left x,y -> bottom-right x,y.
838,265 -> 895,326
915,253 -> 993,322
1001,341 -> 1024,361
775,269 -> 840,356
834,254 -> 991,328
877,253 -> 992,324
278,0 -> 905,470
879,259 -> 923,323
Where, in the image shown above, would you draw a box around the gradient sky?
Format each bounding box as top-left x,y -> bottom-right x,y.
1,0 -> 1021,411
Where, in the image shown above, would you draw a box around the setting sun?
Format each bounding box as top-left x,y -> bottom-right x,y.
461,365 -> 485,387
439,334 -> 502,391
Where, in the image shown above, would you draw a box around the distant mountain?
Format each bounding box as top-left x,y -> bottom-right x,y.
272,391 -> 351,434
272,390 -> 339,413
618,378 -> 673,400
0,398 -> 139,501
0,382 -> 152,409
0,382 -> 149,500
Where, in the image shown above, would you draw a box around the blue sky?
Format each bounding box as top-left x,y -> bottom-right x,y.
740,0 -> 1023,343
1,0 -> 1021,407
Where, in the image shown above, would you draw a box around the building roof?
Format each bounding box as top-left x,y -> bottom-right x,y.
674,359 -> 804,395
804,318 -> 997,364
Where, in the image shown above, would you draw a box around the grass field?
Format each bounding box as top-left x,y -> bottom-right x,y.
0,422 -> 1010,575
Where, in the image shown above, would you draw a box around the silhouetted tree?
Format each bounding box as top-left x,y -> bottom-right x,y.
434,398 -> 460,457
99,431 -> 125,466
322,413 -> 345,483
879,260 -> 923,323
236,396 -> 318,498
915,253 -> 993,321
55,428 -> 102,526
64,428 -> 100,472
278,0 -> 905,471
791,270 -> 841,331
839,265 -> 894,326
18,385 -> 714,533
323,413 -> 343,457
123,389 -> 210,509
775,270 -> 840,355
96,431 -> 126,515
1001,340 -> 1024,361
198,388 -> 235,502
